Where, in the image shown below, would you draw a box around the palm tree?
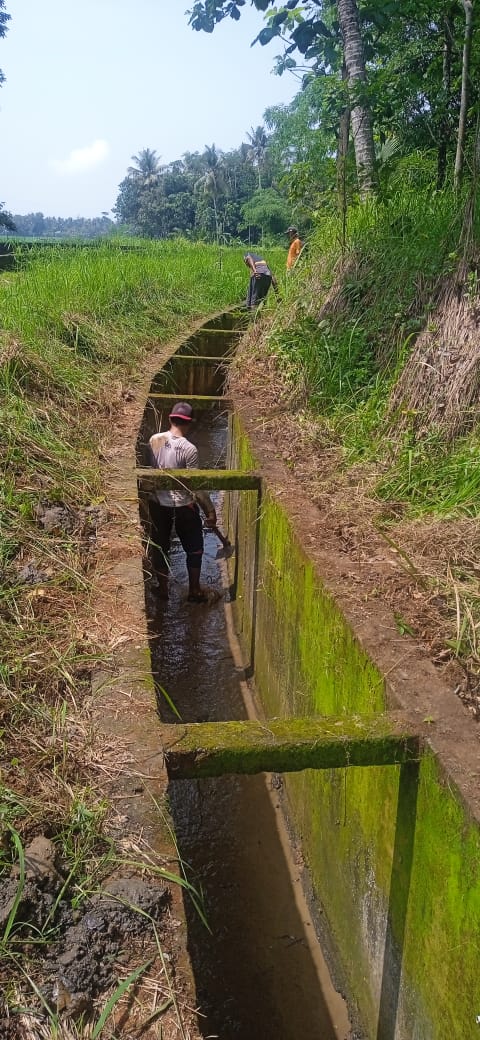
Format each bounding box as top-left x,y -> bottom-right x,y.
127,148 -> 163,187
182,151 -> 205,176
194,144 -> 226,241
246,125 -> 269,189
336,0 -> 377,196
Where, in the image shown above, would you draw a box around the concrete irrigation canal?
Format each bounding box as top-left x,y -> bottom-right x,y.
122,310 -> 480,1039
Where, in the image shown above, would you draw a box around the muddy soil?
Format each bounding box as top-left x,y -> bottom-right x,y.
0,837 -> 169,1031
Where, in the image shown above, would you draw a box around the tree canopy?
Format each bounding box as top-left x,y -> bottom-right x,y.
0,0 -> 10,87
113,138 -> 292,241
188,0 -> 480,198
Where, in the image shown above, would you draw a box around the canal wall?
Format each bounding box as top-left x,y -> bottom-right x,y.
226,410 -> 480,1040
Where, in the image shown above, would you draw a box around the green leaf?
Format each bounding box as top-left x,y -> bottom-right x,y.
2,825 -> 25,944
253,25 -> 280,46
157,683 -> 182,720
92,960 -> 153,1039
394,613 -> 415,637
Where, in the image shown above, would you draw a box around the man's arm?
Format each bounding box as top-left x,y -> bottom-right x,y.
244,254 -> 258,277
185,441 -> 217,527
196,490 -> 217,527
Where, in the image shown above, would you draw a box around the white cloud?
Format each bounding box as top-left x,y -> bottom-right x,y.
50,139 -> 110,176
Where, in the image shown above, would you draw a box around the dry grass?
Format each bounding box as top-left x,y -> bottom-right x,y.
390,278 -> 480,440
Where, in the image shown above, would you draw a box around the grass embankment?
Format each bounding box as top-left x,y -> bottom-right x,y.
234,191 -> 480,706
0,239 -> 258,1031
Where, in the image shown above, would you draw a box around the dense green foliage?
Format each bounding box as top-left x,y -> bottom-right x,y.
113,142 -> 286,242
111,0 -> 480,239
266,188 -> 480,517
10,212 -> 114,238
189,0 -> 480,195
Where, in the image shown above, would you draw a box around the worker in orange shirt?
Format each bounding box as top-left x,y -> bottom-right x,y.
286,226 -> 303,271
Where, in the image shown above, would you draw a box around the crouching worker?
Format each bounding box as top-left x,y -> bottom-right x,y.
244,251 -> 278,309
147,402 -> 216,603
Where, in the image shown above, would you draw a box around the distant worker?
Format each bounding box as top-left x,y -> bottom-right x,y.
148,402 -> 217,603
286,226 -> 303,271
244,251 -> 278,309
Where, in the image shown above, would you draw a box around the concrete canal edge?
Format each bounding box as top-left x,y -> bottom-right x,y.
226,402 -> 480,1040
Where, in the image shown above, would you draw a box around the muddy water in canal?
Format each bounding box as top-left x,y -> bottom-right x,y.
144,411 -> 350,1040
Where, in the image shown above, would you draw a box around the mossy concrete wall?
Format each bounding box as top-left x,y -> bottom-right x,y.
226,414 -> 480,1040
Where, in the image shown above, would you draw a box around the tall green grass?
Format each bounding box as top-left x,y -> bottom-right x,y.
267,189 -> 480,517
376,431 -> 480,517
0,239 -> 246,506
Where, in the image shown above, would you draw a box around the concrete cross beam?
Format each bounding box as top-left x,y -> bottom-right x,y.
194,328 -> 244,334
161,715 -> 422,779
147,394 -> 231,408
136,468 -> 261,491
164,355 -> 231,363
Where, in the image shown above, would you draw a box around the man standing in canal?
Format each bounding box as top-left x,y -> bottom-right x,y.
148,402 -> 217,602
243,251 -> 278,308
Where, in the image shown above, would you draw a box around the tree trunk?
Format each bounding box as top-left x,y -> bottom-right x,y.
213,193 -> 219,243
454,0 -> 474,191
336,0 -> 377,196
336,61 -> 351,250
437,8 -> 455,189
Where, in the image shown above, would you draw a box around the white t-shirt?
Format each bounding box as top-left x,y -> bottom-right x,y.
149,431 -> 198,507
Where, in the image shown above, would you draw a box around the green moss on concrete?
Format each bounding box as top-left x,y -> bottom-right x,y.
162,715 -> 420,778
137,468 -> 260,490
398,752 -> 480,1038
228,413 -> 480,1040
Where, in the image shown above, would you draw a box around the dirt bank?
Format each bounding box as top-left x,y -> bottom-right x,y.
229,338 -> 480,723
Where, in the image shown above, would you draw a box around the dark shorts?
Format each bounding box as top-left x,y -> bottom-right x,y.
148,501 -> 203,571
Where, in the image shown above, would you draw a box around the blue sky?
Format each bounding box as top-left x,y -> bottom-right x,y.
0,1 -> 297,218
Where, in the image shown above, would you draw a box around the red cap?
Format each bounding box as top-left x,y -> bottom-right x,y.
169,402 -> 193,422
